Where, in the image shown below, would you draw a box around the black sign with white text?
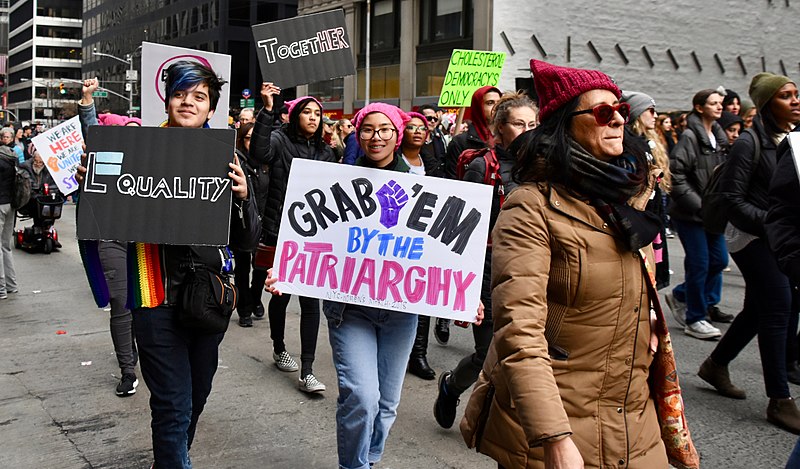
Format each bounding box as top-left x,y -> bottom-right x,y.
77,126 -> 236,246
251,10 -> 356,88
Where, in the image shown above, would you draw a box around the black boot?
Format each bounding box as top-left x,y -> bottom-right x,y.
408,316 -> 436,380
788,361 -> 800,386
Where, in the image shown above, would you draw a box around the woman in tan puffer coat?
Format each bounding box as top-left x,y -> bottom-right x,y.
461,60 -> 682,469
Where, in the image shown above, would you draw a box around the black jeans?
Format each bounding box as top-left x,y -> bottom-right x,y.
133,306 -> 224,468
268,294 -> 321,377
710,238 -> 796,399
233,250 -> 254,317
449,249 -> 494,396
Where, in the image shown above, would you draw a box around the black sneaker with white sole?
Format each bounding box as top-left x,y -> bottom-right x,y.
116,373 -> 139,397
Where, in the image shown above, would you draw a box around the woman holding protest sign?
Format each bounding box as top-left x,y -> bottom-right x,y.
77,77 -> 141,397
251,82 -> 336,393
288,102 -> 483,469
461,60 -> 696,469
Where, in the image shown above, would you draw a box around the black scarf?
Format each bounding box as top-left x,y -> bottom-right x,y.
565,140 -> 662,251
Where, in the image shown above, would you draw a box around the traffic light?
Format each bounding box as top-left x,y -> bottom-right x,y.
59,83 -> 66,95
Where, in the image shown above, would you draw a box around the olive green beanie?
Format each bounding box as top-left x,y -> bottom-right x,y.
749,72 -> 793,111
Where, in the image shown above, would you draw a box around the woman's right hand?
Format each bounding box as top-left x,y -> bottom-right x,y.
543,437 -> 584,469
264,268 -> 282,296
260,82 -> 281,112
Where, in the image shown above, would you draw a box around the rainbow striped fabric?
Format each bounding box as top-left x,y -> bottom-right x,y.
127,243 -> 165,309
80,240 -> 165,310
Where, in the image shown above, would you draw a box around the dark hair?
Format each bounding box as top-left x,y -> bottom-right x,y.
759,102 -> 785,137
22,125 -> 30,131
513,95 -> 581,185
691,89 -> 722,113
286,97 -> 325,150
236,122 -> 254,155
164,60 -> 224,111
722,89 -> 740,108
418,104 -> 436,113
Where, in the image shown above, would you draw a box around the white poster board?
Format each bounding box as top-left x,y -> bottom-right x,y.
140,42 -> 232,129
273,160 -> 493,322
788,133 -> 800,184
30,116 -> 82,195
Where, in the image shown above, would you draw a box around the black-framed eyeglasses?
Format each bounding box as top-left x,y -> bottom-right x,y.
359,127 -> 396,140
425,115 -> 437,122
570,102 -> 630,126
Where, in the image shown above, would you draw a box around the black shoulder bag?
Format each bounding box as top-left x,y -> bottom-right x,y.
178,250 -> 238,334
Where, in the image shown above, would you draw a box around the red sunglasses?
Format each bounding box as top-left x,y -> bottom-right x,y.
570,102 -> 630,126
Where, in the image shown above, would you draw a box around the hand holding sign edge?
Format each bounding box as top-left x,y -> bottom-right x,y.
229,154 -> 248,200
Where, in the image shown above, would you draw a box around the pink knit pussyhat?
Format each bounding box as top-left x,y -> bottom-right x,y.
97,113 -> 129,126
353,103 -> 410,150
285,96 -> 323,117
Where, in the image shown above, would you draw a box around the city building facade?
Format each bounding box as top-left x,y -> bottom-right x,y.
6,0 -> 82,123
82,0 -> 298,117
299,0 -> 800,115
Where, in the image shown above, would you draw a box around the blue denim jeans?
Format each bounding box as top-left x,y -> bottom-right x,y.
133,306 -> 224,469
787,437 -> 800,468
328,306 -> 417,469
672,219 -> 728,324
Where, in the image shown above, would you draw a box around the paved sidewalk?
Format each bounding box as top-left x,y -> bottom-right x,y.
0,204 -> 796,468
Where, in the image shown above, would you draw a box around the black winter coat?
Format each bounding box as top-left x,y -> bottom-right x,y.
251,108 -> 336,245
669,113 -> 729,223
718,117 -> 777,238
444,124 -> 489,179
766,127 -> 800,286
20,159 -> 55,192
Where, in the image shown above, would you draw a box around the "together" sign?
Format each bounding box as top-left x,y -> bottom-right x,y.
252,10 -> 356,89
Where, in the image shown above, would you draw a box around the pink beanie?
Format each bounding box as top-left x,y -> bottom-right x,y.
97,113 -> 129,126
354,103 -> 409,149
285,96 -> 323,117
406,111 -> 428,127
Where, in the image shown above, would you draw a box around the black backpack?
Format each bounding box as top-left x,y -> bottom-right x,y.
701,128 -> 760,235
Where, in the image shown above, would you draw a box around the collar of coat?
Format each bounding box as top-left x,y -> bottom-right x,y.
539,182 -> 614,235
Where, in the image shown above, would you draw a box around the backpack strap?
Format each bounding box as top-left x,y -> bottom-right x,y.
742,127 -> 761,168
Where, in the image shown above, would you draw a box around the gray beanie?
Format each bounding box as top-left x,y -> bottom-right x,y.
621,90 -> 656,124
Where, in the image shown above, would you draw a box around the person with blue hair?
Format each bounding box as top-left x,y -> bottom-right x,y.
77,60 -> 262,468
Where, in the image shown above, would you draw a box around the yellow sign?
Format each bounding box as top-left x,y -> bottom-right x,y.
437,49 -> 506,108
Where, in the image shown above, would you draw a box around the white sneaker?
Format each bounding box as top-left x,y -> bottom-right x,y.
664,293 -> 686,327
685,320 -> 722,340
272,351 -> 299,372
299,373 -> 326,393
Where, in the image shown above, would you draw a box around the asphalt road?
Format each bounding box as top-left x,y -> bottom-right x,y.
1,204 -> 797,468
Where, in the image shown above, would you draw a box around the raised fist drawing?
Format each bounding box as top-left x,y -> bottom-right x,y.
376,180 -> 409,229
